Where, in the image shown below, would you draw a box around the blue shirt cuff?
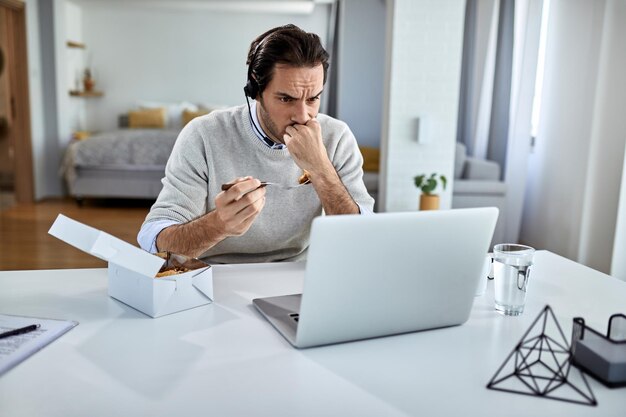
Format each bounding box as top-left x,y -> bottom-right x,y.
137,219 -> 180,253
357,203 -> 373,215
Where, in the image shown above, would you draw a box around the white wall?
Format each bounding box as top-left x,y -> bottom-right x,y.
56,0 -> 84,141
521,0 -> 626,275
27,0 -> 332,198
335,0 -> 385,148
77,2 -> 331,134
380,0 -> 465,212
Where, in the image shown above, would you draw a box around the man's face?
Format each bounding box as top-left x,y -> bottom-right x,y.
256,63 -> 324,144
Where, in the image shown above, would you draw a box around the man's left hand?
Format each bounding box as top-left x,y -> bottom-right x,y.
283,119 -> 359,215
283,119 -> 333,176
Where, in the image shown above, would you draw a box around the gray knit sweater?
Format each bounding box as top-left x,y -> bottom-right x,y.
142,104 -> 374,263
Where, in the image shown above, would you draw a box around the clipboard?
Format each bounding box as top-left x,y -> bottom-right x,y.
0,314 -> 78,375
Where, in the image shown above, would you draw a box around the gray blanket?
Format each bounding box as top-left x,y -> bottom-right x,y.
62,129 -> 180,183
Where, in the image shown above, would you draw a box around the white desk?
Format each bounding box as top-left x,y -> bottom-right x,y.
0,251 -> 624,416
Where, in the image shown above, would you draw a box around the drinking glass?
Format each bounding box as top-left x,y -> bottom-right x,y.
493,244 -> 535,316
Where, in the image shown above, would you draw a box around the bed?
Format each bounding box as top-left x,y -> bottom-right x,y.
63,127 -> 381,205
62,128 -> 180,202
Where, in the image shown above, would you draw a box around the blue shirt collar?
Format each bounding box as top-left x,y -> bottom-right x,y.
250,101 -> 285,150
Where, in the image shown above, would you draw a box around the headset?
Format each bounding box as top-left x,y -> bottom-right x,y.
245,26 -> 290,99
243,32 -> 275,144
243,47 -> 261,100
243,25 -> 303,145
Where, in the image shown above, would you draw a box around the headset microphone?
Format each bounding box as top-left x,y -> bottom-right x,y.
244,87 -> 275,145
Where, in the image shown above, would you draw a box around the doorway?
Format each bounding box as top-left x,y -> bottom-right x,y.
0,0 -> 34,209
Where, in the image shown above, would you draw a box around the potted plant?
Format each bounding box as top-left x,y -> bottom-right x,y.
414,173 -> 447,210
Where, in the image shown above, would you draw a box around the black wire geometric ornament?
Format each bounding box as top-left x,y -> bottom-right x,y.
487,305 -> 597,406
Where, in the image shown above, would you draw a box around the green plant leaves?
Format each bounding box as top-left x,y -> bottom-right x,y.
423,177 -> 437,194
413,172 -> 447,195
414,174 -> 426,189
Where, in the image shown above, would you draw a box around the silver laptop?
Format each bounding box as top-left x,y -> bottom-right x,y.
253,207 -> 498,348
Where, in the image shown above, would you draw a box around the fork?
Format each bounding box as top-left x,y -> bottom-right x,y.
221,180 -> 311,191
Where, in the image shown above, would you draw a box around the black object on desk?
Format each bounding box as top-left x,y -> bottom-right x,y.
571,314 -> 626,388
0,324 -> 41,339
487,305 -> 597,406
0,315 -> 78,376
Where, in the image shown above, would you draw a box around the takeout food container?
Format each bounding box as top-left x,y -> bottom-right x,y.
48,214 -> 213,318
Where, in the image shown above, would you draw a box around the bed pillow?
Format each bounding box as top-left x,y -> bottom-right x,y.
359,146 -> 380,172
182,108 -> 210,126
128,107 -> 167,129
138,101 -> 198,129
199,102 -> 229,112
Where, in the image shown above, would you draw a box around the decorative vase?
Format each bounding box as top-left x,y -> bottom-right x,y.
83,78 -> 96,91
419,194 -> 439,211
83,77 -> 95,92
83,68 -> 95,92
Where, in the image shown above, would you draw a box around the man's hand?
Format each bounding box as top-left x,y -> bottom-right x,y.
156,176 -> 265,258
215,177 -> 266,237
283,120 -> 359,215
283,119 -> 334,176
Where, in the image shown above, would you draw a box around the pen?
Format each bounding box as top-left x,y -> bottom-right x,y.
0,324 -> 41,340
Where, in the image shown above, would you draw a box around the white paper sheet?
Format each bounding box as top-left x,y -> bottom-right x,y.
0,314 -> 78,375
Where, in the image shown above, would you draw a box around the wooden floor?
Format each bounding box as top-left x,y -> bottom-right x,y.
0,198 -> 152,270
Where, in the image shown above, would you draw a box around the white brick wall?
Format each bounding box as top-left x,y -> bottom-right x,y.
380,0 -> 466,211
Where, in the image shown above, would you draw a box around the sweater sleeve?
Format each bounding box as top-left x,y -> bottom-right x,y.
142,119 -> 210,226
328,123 -> 375,212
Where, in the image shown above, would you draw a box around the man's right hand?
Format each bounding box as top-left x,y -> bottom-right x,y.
155,176 -> 265,258
214,176 -> 266,237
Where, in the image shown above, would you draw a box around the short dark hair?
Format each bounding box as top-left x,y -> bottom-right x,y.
246,24 -> 329,98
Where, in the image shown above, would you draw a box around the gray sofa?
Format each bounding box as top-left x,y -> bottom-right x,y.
451,142 -> 506,245
362,142 -> 506,244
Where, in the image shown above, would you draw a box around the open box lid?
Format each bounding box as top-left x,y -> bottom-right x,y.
49,214 -> 164,277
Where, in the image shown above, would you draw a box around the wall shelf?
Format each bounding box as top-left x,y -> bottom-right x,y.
66,40 -> 86,49
69,90 -> 103,97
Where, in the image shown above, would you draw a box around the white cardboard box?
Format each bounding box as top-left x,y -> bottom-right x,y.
49,214 -> 213,318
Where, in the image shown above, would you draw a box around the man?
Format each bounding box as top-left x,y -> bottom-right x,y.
138,24 -> 374,263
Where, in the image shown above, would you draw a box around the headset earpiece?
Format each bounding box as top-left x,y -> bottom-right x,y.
245,34 -> 267,99
244,77 -> 258,99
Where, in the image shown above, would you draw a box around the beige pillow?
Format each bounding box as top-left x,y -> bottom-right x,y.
182,108 -> 210,126
359,146 -> 380,172
128,107 -> 166,128
72,131 -> 91,140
